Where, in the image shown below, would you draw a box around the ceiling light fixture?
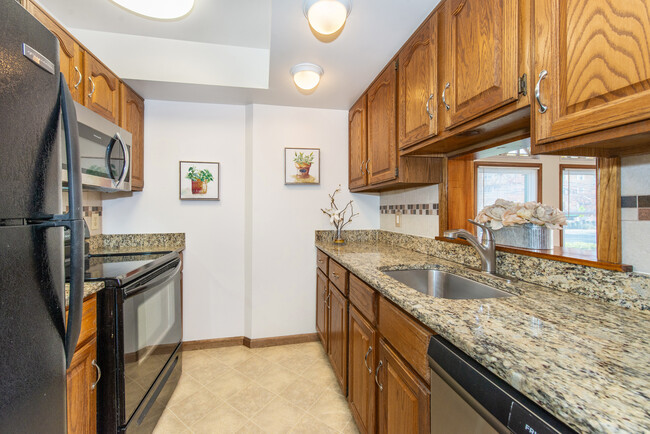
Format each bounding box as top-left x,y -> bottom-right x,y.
291,63 -> 324,91
303,0 -> 352,35
109,0 -> 195,20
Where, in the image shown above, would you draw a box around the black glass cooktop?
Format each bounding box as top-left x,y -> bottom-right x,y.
68,252 -> 176,286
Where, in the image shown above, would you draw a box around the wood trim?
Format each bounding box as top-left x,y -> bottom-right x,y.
558,164 -> 597,247
435,237 -> 632,272
474,161 -> 543,206
597,157 -> 622,263
182,333 -> 319,352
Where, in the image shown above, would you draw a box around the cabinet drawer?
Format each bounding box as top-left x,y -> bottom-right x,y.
378,297 -> 432,384
328,260 -> 348,295
349,274 -> 376,325
317,249 -> 329,274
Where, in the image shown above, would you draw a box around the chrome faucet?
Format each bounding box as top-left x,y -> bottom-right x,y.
444,220 -> 497,274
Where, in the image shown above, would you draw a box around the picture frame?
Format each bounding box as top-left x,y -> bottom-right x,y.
179,161 -> 220,200
284,148 -> 320,185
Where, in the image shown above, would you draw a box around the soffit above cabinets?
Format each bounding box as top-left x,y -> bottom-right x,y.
35,0 -> 439,109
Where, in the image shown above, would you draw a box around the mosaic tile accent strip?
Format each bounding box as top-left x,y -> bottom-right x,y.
64,205 -> 102,217
379,203 -> 439,215
620,195 -> 650,220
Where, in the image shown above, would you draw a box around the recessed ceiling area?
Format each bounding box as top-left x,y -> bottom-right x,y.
37,0 -> 439,109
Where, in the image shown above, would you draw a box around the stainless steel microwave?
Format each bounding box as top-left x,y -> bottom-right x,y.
62,102 -> 132,192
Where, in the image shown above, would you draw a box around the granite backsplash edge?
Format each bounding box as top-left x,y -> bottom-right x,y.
88,233 -> 186,253
316,230 -> 650,312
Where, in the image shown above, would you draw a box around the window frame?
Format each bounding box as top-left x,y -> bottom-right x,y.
559,163 -> 597,248
474,162 -> 543,215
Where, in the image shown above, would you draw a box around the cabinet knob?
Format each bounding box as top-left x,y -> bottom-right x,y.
91,359 -> 101,390
535,70 -> 548,114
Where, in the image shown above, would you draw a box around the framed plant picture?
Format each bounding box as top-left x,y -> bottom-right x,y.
285,148 -> 320,184
179,161 -> 220,200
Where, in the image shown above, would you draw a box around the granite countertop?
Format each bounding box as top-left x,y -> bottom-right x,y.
64,281 -> 104,307
315,240 -> 650,433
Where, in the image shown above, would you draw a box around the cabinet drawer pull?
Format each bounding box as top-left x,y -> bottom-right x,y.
91,359 -> 101,390
73,67 -> 82,89
425,93 -> 434,119
374,360 -> 383,391
332,272 -> 339,279
364,346 -> 373,374
442,82 -> 450,111
535,70 -> 548,113
318,259 -> 323,263
88,77 -> 96,98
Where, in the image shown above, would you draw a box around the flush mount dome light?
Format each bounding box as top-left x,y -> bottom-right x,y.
303,0 -> 352,35
291,63 -> 324,90
109,0 -> 194,20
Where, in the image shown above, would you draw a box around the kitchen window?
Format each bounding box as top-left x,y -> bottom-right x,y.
560,165 -> 597,250
476,163 -> 542,212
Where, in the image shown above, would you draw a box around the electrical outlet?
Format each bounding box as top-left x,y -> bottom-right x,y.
395,211 -> 401,228
91,212 -> 99,231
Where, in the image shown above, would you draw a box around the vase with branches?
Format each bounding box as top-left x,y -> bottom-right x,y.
321,185 -> 358,244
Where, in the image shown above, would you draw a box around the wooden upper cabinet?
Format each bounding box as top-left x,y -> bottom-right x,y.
349,95 -> 368,189
85,54 -> 120,123
399,14 -> 438,149
533,0 -> 650,146
25,1 -> 84,103
444,0 -> 519,129
367,63 -> 398,185
120,83 -> 145,191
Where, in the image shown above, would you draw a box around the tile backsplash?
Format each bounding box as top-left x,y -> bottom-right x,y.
380,185 -> 439,238
62,191 -> 103,236
621,154 -> 650,273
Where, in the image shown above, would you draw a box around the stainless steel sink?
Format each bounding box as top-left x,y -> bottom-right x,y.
383,269 -> 513,299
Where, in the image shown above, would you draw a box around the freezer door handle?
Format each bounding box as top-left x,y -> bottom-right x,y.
59,74 -> 85,368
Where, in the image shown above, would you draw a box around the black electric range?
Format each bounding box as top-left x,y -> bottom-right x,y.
82,252 -> 175,287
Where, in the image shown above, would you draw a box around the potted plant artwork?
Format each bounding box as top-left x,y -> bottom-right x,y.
186,165 -> 214,194
284,148 -> 320,184
294,151 -> 315,179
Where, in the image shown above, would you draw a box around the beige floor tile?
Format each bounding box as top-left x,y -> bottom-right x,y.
211,345 -> 255,366
152,408 -> 190,434
341,420 -> 361,434
252,362 -> 297,394
170,386 -> 221,427
303,358 -> 340,389
308,390 -> 354,432
275,352 -> 319,375
289,413 -> 340,434
250,396 -> 306,433
185,358 -> 231,384
235,421 -> 267,433
166,373 -> 204,407
226,382 -> 277,418
234,355 -> 271,379
279,378 -> 325,411
191,402 -> 249,434
205,368 -> 255,400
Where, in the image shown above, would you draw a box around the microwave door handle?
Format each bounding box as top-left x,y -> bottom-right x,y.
124,260 -> 181,298
115,132 -> 129,187
105,135 -> 117,185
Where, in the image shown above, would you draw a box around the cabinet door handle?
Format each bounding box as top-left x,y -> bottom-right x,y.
364,346 -> 373,374
365,159 -> 370,174
325,292 -> 330,309
73,67 -> 82,89
425,93 -> 434,119
88,77 -> 95,98
442,83 -> 450,111
360,161 -> 364,175
374,360 -> 383,391
91,359 -> 101,390
535,70 -> 548,113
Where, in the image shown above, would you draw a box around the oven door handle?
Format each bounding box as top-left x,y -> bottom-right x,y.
124,260 -> 181,298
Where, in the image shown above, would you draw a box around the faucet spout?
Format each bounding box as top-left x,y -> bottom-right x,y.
443,220 -> 497,274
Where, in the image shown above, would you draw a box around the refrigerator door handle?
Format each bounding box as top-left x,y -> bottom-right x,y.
59,74 -> 85,368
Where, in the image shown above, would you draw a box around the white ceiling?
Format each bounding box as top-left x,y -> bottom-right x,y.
37,0 -> 439,109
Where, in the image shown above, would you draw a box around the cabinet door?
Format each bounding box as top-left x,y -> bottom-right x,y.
120,83 -> 145,191
533,0 -> 650,144
328,283 -> 348,395
445,0 -> 518,128
367,63 -> 398,185
25,1 -> 84,103
349,95 -> 368,189
348,306 -> 376,434
399,15 -> 438,149
84,54 -> 120,123
377,339 -> 430,434
316,269 -> 329,351
67,336 -> 98,434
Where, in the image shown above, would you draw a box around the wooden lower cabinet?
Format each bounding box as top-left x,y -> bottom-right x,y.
348,306 -> 377,434
377,338 -> 430,434
328,284 -> 348,394
316,269 -> 329,351
67,336 -> 97,434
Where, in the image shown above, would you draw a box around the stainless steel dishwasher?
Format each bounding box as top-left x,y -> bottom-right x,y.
427,336 -> 576,434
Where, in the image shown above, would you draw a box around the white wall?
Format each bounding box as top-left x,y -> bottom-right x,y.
102,101 -> 380,342
249,104 -> 379,339
102,100 -> 248,341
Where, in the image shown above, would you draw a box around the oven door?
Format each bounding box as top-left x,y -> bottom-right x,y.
121,259 -> 182,424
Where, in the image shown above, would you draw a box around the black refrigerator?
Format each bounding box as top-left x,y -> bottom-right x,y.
0,0 -> 85,432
